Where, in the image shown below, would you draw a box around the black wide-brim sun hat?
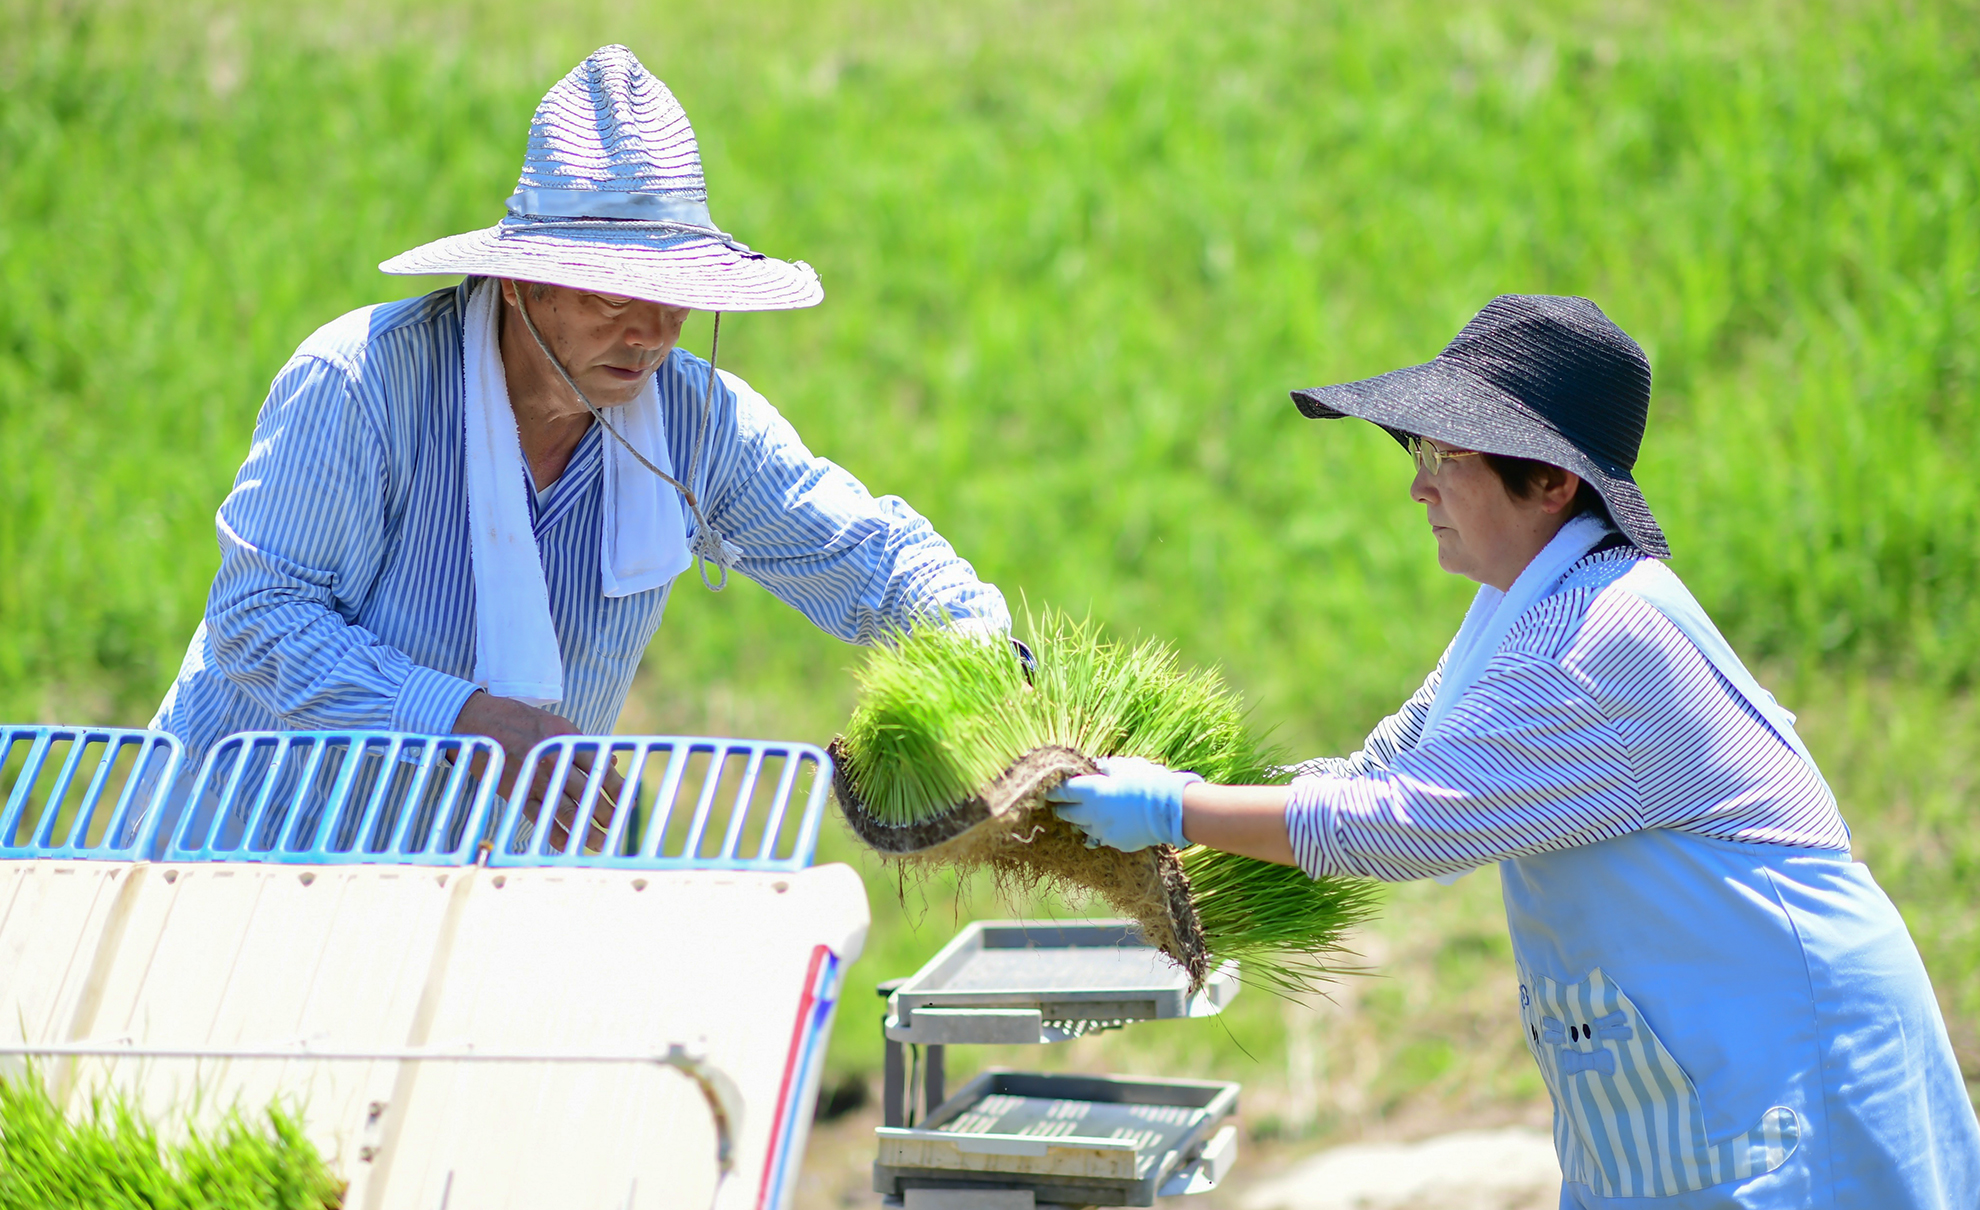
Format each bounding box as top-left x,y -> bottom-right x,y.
1291,294 -> 1669,558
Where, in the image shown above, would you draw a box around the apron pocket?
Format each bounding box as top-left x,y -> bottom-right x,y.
1517,964 -> 1799,1197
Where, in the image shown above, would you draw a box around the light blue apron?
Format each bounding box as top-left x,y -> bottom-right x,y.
1495,559 -> 1979,1208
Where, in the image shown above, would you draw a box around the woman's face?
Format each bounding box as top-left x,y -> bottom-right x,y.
1408,440 -> 1582,591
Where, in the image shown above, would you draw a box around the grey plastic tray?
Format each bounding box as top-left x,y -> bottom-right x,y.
875,1069 -> 1240,1207
884,920 -> 1237,1045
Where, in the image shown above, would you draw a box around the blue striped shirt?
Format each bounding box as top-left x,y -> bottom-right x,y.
1286,547 -> 1848,882
152,282 -> 1008,767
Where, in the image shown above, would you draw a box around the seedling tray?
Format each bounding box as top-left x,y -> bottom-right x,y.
874,1069 -> 1239,1206
884,920 -> 1237,1045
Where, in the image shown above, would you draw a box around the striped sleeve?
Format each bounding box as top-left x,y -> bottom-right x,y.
696,369 -> 1009,644
1286,652 -> 1644,882
1283,549 -> 1848,882
203,354 -> 481,734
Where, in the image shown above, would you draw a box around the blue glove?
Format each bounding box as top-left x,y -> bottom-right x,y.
1045,756 -> 1201,852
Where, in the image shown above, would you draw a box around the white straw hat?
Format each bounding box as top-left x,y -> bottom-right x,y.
380,45 -> 822,311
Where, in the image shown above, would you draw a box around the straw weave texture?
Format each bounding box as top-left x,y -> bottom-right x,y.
382,46 -> 821,311
1292,295 -> 1669,556
518,48 -> 706,200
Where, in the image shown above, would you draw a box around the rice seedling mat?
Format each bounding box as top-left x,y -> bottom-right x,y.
832,614 -> 1380,998
883,920 -> 1237,1046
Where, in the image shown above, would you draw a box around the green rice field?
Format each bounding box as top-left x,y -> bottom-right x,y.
4,0 -> 1976,1144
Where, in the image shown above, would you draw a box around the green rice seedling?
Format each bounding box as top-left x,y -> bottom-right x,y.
0,1068 -> 343,1209
1181,848 -> 1379,998
834,610 -> 1375,993
840,612 -> 1277,824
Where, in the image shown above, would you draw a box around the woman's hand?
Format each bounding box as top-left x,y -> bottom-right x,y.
1048,757 -> 1303,865
1045,757 -> 1201,851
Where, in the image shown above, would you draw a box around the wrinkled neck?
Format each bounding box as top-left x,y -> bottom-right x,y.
498,296 -> 597,491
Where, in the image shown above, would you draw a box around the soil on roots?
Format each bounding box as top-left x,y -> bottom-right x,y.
830,740 -> 1211,986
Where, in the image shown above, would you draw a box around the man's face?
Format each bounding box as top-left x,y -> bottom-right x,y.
506,280 -> 691,408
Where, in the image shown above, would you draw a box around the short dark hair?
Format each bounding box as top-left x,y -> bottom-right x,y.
1481,451 -> 1611,523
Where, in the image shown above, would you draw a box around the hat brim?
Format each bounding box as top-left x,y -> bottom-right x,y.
380,224 -> 822,312
1292,359 -> 1670,558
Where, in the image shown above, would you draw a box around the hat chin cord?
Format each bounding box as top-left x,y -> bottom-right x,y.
513,289 -> 741,591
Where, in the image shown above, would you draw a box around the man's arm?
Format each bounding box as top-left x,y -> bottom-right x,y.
207,359 -> 598,808
694,369 -> 1010,642
203,355 -> 482,732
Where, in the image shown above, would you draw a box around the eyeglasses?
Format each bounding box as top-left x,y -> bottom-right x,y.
1407,435 -> 1482,476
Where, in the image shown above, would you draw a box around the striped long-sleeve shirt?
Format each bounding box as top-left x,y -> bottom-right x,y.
1285,546 -> 1848,882
153,282 -> 1008,767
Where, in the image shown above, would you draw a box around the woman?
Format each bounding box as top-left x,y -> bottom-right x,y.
1048,295 -> 1979,1209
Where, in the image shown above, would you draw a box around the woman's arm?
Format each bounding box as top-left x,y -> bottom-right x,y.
1283,655 -> 1644,881
1181,783 -> 1296,865
1175,657 -> 1452,868
1055,653 -> 1644,882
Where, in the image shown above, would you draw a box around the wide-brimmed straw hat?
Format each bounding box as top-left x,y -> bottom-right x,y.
380,45 -> 821,312
1290,294 -> 1668,557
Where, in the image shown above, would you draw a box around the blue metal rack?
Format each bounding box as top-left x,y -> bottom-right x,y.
0,727 -> 832,873
155,731 -> 506,865
0,726 -> 183,859
489,735 -> 832,872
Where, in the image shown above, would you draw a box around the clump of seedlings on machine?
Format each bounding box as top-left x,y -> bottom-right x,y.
831,611 -> 1377,995
0,1069 -> 343,1208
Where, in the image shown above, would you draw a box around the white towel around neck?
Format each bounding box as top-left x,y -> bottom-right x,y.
462,280 -> 692,707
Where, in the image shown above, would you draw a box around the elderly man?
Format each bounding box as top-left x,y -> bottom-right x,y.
150,46 -> 1009,800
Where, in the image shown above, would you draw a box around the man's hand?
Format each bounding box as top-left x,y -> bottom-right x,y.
452,691 -> 624,851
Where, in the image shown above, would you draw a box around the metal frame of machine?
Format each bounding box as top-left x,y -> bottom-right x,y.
872,919 -> 1243,1208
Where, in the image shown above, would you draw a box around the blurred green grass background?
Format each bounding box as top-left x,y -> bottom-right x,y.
4,0 -> 1976,1141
